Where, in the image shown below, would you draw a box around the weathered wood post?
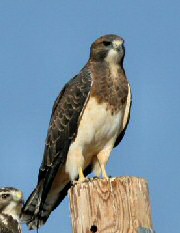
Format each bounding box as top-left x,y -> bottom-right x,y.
69,177 -> 154,233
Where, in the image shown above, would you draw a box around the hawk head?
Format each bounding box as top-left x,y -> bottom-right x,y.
90,34 -> 125,66
0,187 -> 24,221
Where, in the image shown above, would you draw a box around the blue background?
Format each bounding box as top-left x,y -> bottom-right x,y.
0,1 -> 179,233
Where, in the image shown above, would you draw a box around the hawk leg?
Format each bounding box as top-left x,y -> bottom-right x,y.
100,164 -> 109,180
78,167 -> 86,182
97,146 -> 112,180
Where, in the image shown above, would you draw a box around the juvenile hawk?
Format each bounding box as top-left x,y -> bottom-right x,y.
0,187 -> 23,233
22,34 -> 132,229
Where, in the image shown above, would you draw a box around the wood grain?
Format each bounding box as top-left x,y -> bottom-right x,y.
69,177 -> 153,233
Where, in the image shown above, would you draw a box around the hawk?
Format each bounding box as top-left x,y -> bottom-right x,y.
21,34 -> 132,229
0,187 -> 23,233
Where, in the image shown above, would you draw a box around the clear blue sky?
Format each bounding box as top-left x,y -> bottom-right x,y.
0,1 -> 179,233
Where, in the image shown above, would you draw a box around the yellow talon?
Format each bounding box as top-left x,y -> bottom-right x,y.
78,167 -> 85,182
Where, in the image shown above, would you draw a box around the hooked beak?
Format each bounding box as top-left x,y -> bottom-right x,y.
13,191 -> 24,204
113,39 -> 124,51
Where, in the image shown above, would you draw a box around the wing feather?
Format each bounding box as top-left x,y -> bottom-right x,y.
114,86 -> 132,147
22,66 -> 92,229
39,67 -> 92,201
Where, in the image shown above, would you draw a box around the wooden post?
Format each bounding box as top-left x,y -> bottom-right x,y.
69,177 -> 154,233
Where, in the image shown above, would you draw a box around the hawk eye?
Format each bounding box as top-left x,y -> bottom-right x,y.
1,194 -> 10,199
103,41 -> 111,46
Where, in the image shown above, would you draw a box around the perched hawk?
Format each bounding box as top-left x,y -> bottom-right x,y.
22,34 -> 132,229
0,187 -> 23,233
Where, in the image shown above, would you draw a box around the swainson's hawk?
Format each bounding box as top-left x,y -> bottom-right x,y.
0,187 -> 23,233
21,34 -> 132,229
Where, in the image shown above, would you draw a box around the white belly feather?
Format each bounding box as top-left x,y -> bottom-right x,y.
65,95 -> 128,180
75,97 -> 122,154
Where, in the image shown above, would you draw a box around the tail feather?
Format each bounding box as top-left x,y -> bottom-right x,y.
21,145 -> 70,230
21,178 -> 71,230
21,164 -> 93,230
21,183 -> 69,230
21,183 -> 43,227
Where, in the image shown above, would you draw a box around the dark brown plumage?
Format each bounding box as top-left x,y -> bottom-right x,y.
90,62 -> 129,114
22,67 -> 93,229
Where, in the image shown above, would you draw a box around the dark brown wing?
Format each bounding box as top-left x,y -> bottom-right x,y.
21,66 -> 92,228
114,90 -> 132,148
39,67 -> 92,199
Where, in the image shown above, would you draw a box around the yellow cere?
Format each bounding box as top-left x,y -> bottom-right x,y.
15,192 -> 23,200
